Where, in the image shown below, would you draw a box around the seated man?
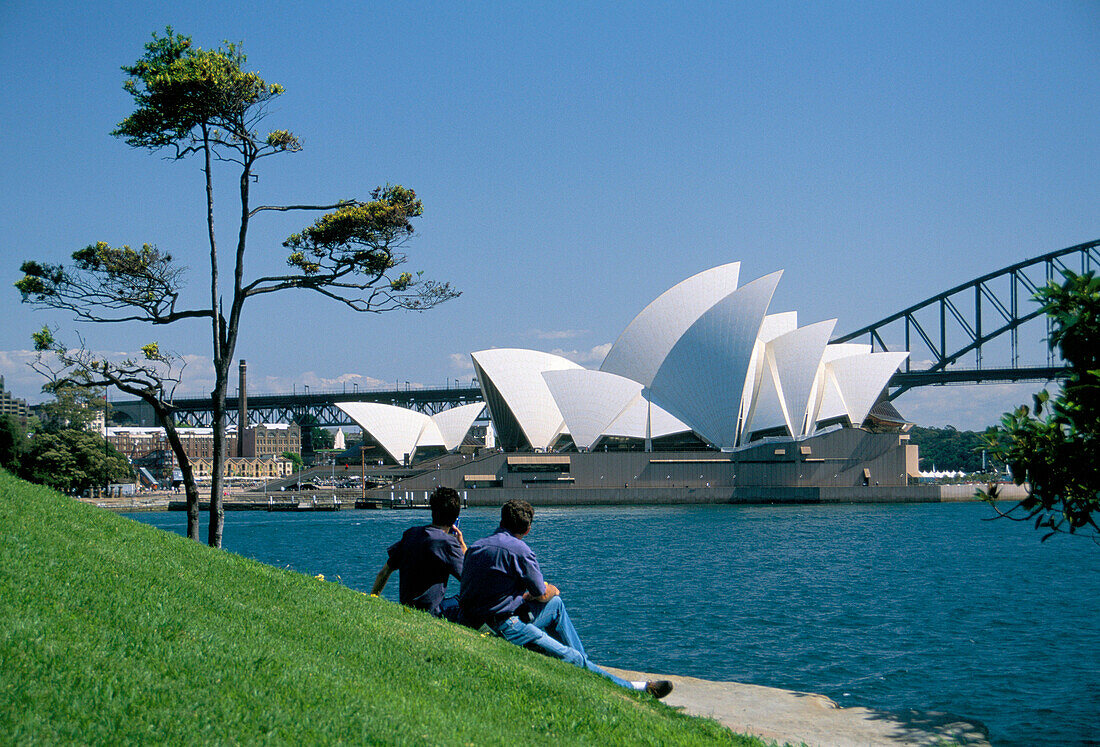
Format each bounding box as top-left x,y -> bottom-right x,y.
458,499 -> 672,699
371,486 -> 466,619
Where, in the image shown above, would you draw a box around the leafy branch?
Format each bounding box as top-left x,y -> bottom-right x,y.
980,270 -> 1100,540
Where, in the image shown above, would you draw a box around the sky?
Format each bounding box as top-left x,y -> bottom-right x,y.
1,1 -> 1097,431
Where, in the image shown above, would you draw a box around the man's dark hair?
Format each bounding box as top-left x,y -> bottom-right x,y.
500,499 -> 534,535
429,486 -> 461,526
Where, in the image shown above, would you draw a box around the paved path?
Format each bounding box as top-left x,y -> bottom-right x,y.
606,668 -> 990,746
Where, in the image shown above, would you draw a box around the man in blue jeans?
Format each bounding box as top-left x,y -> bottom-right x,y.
458,499 -> 673,699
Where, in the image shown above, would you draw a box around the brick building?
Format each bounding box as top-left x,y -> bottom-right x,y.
107,423 -> 301,463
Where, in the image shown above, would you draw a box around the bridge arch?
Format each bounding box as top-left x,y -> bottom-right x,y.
832,238 -> 1099,398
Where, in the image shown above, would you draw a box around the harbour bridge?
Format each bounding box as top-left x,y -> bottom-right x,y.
112,238 -> 1099,427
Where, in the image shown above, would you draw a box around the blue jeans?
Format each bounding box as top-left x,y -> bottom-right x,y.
492,596 -> 634,690
439,596 -> 461,623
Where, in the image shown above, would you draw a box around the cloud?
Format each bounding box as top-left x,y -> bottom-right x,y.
895,381 -> 1057,431
550,342 -> 613,367
253,371 -> 391,395
0,349 -> 50,401
525,328 -> 590,340
1,347 -> 217,402
449,353 -> 474,372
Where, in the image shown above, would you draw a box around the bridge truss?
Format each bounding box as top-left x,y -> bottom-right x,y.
832,238 -> 1099,398
164,386 -> 484,428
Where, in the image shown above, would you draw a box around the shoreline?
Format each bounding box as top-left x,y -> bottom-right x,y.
86,482 -> 1024,513
605,667 -> 991,746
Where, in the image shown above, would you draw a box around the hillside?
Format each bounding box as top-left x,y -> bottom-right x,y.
0,469 -> 759,745
908,426 -> 1001,473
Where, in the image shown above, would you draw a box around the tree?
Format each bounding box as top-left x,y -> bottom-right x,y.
296,413 -> 334,455
19,428 -> 132,496
29,329 -> 205,541
35,383 -> 105,433
281,451 -> 304,473
908,425 -> 1001,473
16,29 -> 457,547
0,415 -> 30,473
981,269 -> 1100,539
312,427 -> 336,451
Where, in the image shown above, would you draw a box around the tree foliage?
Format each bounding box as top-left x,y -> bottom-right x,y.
35,381 -> 105,433
281,451 -> 304,473
19,429 -> 132,495
908,426 -> 1001,473
0,415 -> 30,473
15,29 -> 457,547
17,243 -> 195,325
981,270 -> 1100,539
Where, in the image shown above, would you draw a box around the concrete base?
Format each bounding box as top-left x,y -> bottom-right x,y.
605,667 -> 991,746
367,483 -> 1028,507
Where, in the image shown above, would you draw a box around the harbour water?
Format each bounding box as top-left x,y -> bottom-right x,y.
127,501 -> 1100,746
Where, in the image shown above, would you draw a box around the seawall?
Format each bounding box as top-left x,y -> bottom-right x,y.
377,483 -> 1027,507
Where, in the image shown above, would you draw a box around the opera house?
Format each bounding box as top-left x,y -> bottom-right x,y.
339,263 -> 923,504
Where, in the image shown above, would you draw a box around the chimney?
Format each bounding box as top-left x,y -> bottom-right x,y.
237,360 -> 247,457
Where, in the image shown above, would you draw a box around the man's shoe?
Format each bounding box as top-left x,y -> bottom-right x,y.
644,680 -> 673,699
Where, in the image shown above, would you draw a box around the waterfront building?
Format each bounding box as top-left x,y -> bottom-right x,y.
236,423 -> 301,459
190,455 -> 294,480
107,423 -> 301,463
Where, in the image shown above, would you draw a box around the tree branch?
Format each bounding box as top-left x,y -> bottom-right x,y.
248,201 -> 356,219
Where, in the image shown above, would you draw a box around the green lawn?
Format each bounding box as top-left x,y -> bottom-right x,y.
0,469 -> 765,745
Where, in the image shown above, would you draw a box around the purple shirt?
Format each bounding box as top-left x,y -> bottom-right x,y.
387,525 -> 464,616
458,527 -> 546,626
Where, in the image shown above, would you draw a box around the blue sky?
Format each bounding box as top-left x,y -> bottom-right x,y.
1,1 -> 1096,430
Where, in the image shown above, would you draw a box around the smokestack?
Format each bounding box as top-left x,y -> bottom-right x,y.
237,360 -> 247,457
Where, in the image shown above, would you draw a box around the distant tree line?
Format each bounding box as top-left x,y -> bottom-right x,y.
907,425 -> 1002,473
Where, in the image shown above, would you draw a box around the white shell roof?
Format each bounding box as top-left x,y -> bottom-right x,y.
756,311 -> 798,343
335,402 -> 442,463
600,262 -> 741,387
809,343 -> 874,424
828,351 -> 910,427
739,312 -> 801,436
603,396 -> 691,440
649,271 -> 782,450
431,403 -> 485,451
542,369 -> 643,450
770,319 -> 836,436
471,348 -> 583,451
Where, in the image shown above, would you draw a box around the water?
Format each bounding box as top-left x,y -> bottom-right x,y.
126,502 -> 1100,746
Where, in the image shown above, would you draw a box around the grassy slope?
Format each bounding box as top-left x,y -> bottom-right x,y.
0,470 -> 763,745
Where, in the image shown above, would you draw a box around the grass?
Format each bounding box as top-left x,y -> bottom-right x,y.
0,469 -> 767,745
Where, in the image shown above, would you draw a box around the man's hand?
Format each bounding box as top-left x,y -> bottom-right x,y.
450,525 -> 467,553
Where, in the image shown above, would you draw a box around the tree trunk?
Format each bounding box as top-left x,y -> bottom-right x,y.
161,420 -> 201,542
208,390 -> 226,548
202,132 -> 227,549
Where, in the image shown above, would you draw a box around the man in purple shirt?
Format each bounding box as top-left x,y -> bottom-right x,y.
459,499 -> 672,699
371,487 -> 466,619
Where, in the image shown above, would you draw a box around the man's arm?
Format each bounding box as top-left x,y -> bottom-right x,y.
524,582 -> 560,603
371,562 -> 393,595
446,529 -> 466,580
